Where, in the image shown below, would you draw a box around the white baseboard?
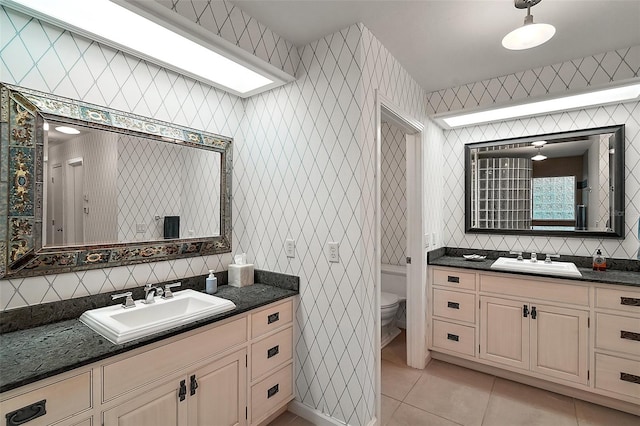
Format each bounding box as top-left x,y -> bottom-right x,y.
288,401 -> 347,426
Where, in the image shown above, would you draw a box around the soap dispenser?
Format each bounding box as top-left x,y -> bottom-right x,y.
206,270 -> 218,294
592,249 -> 606,271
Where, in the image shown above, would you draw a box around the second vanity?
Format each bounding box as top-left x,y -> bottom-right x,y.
427,254 -> 640,416
0,278 -> 298,426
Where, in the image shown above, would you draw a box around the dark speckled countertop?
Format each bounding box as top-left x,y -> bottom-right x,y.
0,280 -> 298,393
428,247 -> 640,287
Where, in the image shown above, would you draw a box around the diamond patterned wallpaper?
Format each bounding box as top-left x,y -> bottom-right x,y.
427,45 -> 640,115
0,6 -> 239,309
441,101 -> 640,259
155,0 -> 299,77
381,121 -> 407,267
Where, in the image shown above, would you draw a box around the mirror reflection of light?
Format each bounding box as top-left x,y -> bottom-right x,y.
55,126 -> 80,135
43,122 -> 49,131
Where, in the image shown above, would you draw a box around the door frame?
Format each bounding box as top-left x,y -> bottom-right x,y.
375,90 -> 425,425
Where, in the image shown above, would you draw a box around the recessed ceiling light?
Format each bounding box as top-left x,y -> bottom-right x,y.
55,126 -> 80,135
438,81 -> 640,129
6,0 -> 277,96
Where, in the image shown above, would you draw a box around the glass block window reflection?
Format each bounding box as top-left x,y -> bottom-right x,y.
532,176 -> 575,220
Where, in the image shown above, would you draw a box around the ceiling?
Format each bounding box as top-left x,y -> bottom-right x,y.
231,0 -> 640,93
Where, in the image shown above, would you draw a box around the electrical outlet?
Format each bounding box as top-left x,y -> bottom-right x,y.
136,223 -> 146,233
188,229 -> 195,237
285,238 -> 296,258
327,242 -> 339,263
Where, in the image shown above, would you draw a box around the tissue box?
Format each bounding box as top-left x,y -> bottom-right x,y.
228,264 -> 254,287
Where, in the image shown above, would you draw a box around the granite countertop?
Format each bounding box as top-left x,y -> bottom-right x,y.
429,255 -> 640,287
0,283 -> 298,393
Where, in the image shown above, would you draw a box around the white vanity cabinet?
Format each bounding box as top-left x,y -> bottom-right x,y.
428,266 -> 640,415
0,297 -> 295,426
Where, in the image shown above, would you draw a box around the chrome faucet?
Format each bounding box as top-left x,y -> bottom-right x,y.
544,253 -> 560,264
143,284 -> 163,304
509,251 -> 523,261
530,252 -> 537,263
112,291 -> 135,308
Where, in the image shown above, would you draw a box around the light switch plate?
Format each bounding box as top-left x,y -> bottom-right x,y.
285,239 -> 295,258
136,223 -> 146,233
327,242 -> 339,263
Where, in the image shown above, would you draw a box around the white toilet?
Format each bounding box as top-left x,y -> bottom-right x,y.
381,291 -> 402,348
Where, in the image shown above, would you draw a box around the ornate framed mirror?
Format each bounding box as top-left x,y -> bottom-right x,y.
1,83 -> 232,278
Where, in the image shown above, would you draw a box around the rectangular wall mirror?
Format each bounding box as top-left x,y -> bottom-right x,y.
1,84 -> 233,278
465,125 -> 625,238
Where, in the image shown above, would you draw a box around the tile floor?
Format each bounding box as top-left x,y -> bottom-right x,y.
269,331 -> 639,425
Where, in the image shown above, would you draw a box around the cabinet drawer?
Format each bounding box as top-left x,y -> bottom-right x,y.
596,313 -> 640,356
596,287 -> 640,315
0,371 -> 91,426
102,317 -> 246,402
432,320 -> 475,357
480,274 -> 589,306
433,269 -> 476,290
251,300 -> 293,338
251,327 -> 293,380
433,289 -> 475,324
250,363 -> 293,423
595,353 -> 640,400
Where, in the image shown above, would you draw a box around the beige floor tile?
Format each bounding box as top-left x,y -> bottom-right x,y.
287,416 -> 316,426
267,410 -> 298,425
387,403 -> 463,426
575,399 -> 640,426
403,360 -> 494,426
382,330 -> 407,367
381,394 -> 402,425
482,378 -> 578,426
381,358 -> 424,401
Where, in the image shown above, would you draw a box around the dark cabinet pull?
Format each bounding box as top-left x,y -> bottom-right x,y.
267,384 -> 279,398
447,301 -> 460,309
620,331 -> 640,341
5,400 -> 46,425
447,276 -> 460,283
523,305 -> 529,318
267,312 -> 280,324
531,306 -> 537,320
267,345 -> 280,358
447,333 -> 459,342
620,297 -> 640,307
179,380 -> 187,401
190,374 -> 198,396
620,372 -> 640,384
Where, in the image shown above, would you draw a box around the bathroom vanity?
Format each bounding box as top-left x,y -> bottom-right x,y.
0,285 -> 296,426
427,259 -> 640,416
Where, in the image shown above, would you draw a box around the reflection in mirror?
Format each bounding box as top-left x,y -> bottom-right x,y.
44,120 -> 221,247
465,125 -> 625,238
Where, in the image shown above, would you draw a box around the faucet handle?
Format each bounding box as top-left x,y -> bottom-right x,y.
544,253 -> 560,263
509,251 -> 523,261
163,282 -> 181,299
112,291 -> 135,308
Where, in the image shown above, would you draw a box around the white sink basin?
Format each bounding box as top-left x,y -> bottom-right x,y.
490,257 -> 582,278
79,289 -> 236,344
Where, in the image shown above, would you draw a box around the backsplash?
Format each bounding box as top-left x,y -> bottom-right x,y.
441,101 -> 640,259
381,120 -> 407,267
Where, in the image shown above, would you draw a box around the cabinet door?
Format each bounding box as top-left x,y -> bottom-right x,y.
530,304 -> 589,384
103,378 -> 185,426
187,349 -> 247,426
480,296 -> 529,370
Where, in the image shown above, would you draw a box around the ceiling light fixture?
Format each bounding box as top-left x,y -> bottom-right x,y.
4,0 -> 286,97
55,126 -> 80,135
502,0 -> 555,50
531,147 -> 547,161
437,80 -> 640,129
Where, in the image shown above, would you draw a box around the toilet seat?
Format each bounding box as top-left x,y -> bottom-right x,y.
381,292 -> 399,308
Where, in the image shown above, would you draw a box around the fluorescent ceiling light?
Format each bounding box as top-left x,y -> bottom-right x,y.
441,82 -> 640,128
8,0 -> 273,94
55,126 -> 80,134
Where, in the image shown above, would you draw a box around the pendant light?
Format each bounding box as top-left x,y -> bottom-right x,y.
531,140 -> 547,161
502,0 -> 555,50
